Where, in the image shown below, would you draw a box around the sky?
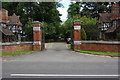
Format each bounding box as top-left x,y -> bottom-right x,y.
57,0 -> 71,23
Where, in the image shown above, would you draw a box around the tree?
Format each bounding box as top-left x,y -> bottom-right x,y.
62,15 -> 99,40
23,20 -> 33,41
79,16 -> 99,40
81,28 -> 87,40
67,2 -> 81,19
67,2 -> 111,19
2,2 -> 62,41
66,2 -> 111,40
80,2 -> 111,19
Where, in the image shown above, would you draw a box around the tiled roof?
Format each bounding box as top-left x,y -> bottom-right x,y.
0,8 -> 22,26
8,13 -> 22,26
0,27 -> 14,36
105,26 -> 117,33
98,13 -> 112,23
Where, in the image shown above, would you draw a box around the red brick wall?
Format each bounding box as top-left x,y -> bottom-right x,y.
74,45 -> 81,50
78,43 -> 120,52
33,45 -> 41,51
1,43 -> 33,53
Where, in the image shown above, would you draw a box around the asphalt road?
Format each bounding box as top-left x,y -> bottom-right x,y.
2,43 -> 119,78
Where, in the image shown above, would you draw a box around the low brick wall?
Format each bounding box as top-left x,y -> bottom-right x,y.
78,41 -> 120,52
0,42 -> 33,53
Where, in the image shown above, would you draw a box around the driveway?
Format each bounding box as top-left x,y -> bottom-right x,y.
2,43 -> 119,78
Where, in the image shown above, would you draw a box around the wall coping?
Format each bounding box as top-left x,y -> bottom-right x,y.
81,41 -> 120,44
0,41 -> 120,46
0,42 -> 33,46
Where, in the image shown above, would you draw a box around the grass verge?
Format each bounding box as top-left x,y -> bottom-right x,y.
75,49 -> 120,56
0,50 -> 37,56
67,44 -> 71,48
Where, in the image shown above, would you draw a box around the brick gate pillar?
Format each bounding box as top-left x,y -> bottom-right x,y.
73,20 -> 81,50
32,21 -> 42,50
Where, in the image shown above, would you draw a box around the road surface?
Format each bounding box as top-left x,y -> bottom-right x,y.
2,43 -> 119,78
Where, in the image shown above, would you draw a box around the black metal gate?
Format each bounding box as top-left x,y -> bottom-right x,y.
71,23 -> 74,50
41,25 -> 45,50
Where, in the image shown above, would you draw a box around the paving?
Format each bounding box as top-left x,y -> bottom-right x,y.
2,43 -> 119,78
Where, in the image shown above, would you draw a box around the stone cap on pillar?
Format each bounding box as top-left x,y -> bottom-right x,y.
32,21 -> 43,27
74,20 -> 81,24
32,21 -> 42,25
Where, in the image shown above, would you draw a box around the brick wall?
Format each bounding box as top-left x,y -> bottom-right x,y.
0,42 -> 33,53
1,41 -> 120,54
77,41 -> 120,52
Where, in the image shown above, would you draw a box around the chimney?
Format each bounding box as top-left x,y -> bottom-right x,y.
0,8 -> 8,23
111,3 -> 120,20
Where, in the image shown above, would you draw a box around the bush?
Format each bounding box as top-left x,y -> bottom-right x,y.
81,28 -> 87,40
117,33 -> 120,41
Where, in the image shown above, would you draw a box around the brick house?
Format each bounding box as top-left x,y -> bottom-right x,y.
0,8 -> 22,42
98,3 -> 120,40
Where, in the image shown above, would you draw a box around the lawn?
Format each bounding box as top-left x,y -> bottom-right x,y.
0,50 -> 37,56
66,44 -> 71,48
75,49 -> 120,56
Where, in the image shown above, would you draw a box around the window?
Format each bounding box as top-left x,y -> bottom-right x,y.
113,21 -> 116,26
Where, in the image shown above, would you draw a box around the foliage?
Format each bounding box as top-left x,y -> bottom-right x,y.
63,15 -> 99,40
67,2 -> 81,19
117,33 -> 120,41
81,28 -> 87,40
80,2 -> 111,19
67,44 -> 71,49
2,2 -> 62,41
44,22 -> 57,40
61,19 -> 73,41
66,2 -> 114,40
67,2 -> 111,19
23,20 -> 33,41
80,16 -> 99,40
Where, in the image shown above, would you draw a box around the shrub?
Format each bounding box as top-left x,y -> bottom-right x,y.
117,33 -> 120,41
81,28 -> 87,40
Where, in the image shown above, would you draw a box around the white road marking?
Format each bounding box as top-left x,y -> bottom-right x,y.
10,74 -> 119,77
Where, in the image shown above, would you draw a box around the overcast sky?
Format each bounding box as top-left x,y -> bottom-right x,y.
57,0 -> 71,23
